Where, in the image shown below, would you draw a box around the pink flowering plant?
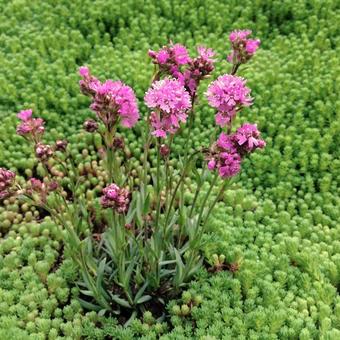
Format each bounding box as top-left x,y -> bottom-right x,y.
5,30 -> 265,321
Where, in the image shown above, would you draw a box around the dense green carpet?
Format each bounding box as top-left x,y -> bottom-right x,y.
0,0 -> 339,338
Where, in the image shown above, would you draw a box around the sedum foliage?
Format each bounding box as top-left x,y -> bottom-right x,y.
0,0 -> 339,339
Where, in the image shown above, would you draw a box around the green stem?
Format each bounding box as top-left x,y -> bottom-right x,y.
164,150 -> 201,229
164,135 -> 174,212
155,138 -> 162,229
189,165 -> 206,218
196,172 -> 219,229
107,146 -> 114,183
180,99 -> 196,207
231,62 -> 240,75
202,180 -> 229,227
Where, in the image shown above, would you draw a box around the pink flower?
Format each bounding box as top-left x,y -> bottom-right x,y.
206,75 -> 252,127
144,79 -> 191,138
227,30 -> 260,64
79,66 -> 90,77
149,43 -> 191,67
17,109 -> 32,121
197,46 -> 215,62
16,109 -> 45,142
229,30 -> 252,42
206,133 -> 241,179
0,168 -> 16,200
172,44 -> 191,65
101,184 -> 130,214
245,39 -> 260,54
79,67 -> 140,129
233,123 -> 266,154
90,80 -> 140,128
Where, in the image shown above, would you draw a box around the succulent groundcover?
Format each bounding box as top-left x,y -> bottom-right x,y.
0,1 -> 339,339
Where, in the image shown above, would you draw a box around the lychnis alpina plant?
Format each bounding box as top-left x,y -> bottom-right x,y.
8,29 -> 265,321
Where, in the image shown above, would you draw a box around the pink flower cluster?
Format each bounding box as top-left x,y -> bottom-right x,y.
79,67 -> 139,129
149,44 -> 216,98
206,74 -> 252,127
100,184 -> 130,214
207,134 -> 241,178
16,109 -> 45,142
207,124 -> 265,178
0,168 -> 16,200
144,79 -> 191,138
227,30 -> 260,65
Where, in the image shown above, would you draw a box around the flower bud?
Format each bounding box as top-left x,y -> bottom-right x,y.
55,140 -> 68,152
35,143 -> 53,161
160,144 -> 170,158
83,119 -> 98,133
113,137 -> 125,150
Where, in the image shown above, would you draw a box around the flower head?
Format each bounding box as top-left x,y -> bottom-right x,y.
206,75 -> 252,127
206,133 -> 241,178
0,168 -> 16,200
90,80 -> 139,128
144,79 -> 191,138
101,184 -> 130,214
16,109 -> 45,142
227,30 -> 260,64
79,67 -> 140,129
233,123 -> 266,154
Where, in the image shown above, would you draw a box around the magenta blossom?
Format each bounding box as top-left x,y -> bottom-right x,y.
0,168 -> 16,200
206,133 -> 241,178
90,80 -> 140,128
148,43 -> 191,67
16,109 -> 45,142
227,30 -> 260,64
17,109 -> 33,121
79,67 -> 140,129
206,75 -> 252,127
233,123 -> 266,154
101,184 -> 130,214
144,79 -> 191,138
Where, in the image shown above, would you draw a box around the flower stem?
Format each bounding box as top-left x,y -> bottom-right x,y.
155,138 -> 162,228
202,179 -> 229,227
196,172 -> 219,229
164,150 -> 201,229
189,165 -> 206,218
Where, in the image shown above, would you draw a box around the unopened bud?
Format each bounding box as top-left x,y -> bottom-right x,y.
55,140 -> 68,152
83,119 -> 98,133
160,144 -> 170,158
113,137 -> 124,150
35,143 -> 53,161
